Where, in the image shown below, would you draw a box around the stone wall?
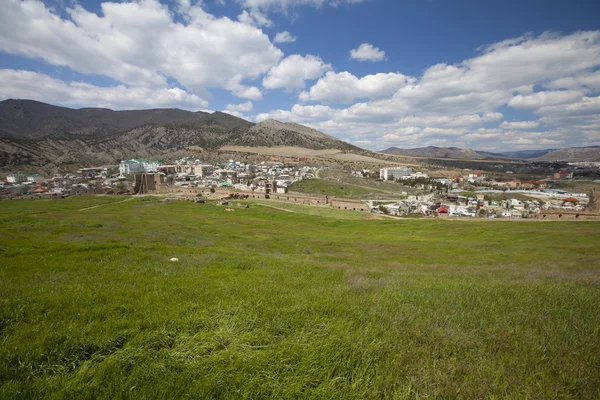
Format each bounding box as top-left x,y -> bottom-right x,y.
537,211 -> 600,220
329,197 -> 369,212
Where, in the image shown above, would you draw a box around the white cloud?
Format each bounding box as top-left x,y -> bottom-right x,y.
226,101 -> 253,112
238,0 -> 366,12
237,9 -> 273,27
349,43 -> 386,62
226,75 -> 263,100
0,69 -> 208,110
258,31 -> 600,150
274,31 -> 297,43
0,0 -> 283,99
263,54 -> 331,91
547,71 -> 600,92
500,120 -> 540,130
508,90 -> 584,110
299,71 -> 414,103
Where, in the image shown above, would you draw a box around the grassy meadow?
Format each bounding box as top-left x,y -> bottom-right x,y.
289,179 -> 392,199
1,196 -> 600,398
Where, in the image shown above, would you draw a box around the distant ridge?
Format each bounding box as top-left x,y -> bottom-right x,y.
380,145 -> 600,162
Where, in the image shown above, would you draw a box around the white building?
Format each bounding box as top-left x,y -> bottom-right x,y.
119,159 -> 162,176
7,173 -> 27,183
27,174 -> 45,183
193,165 -> 214,177
380,167 -> 412,180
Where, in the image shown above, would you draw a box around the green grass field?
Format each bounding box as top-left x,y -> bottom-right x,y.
289,178 -> 393,199
1,196 -> 600,399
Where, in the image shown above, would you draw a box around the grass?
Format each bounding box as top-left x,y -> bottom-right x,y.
1,196 -> 600,399
289,178 -> 394,199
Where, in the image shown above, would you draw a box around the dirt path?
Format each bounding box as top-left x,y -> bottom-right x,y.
79,197 -> 134,211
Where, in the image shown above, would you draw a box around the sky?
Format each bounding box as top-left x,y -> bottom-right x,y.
1,0 -> 599,151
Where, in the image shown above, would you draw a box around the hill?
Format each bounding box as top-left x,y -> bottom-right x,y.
533,146 -> 600,162
229,119 -> 360,151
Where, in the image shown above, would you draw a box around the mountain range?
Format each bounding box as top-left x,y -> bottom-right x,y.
380,146 -> 600,162
0,99 -> 359,172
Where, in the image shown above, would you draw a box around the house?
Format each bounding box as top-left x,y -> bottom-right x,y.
554,170 -> 573,179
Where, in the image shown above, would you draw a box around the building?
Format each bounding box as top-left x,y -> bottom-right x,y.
119,159 -> 162,175
193,165 -> 214,177
264,180 -> 277,198
380,167 -> 412,180
27,174 -> 44,183
554,170 -> 573,179
6,173 -> 27,183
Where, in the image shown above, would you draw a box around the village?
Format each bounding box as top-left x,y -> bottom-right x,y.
1,158 -> 599,219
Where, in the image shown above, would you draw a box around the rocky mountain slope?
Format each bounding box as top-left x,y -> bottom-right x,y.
0,100 -> 361,172
533,147 -> 600,162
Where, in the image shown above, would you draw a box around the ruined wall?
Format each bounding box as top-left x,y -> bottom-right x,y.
154,185 -> 369,212
537,212 -> 600,220
270,192 -> 328,206
329,197 -> 369,212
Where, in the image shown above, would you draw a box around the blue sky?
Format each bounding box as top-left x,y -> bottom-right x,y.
1,0 -> 599,151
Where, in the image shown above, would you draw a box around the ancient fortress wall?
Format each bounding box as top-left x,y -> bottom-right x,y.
155,185 -> 369,212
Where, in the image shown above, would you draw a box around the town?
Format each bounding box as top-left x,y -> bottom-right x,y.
2,158 -> 599,219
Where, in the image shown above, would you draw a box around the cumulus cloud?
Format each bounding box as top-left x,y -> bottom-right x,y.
0,0 -> 282,98
226,101 -> 254,112
0,69 -> 208,110
274,31 -> 297,43
238,0 -> 366,13
508,91 -> 585,110
299,71 -> 414,103
260,31 -> 600,150
263,55 -> 331,91
500,121 -> 540,130
237,9 -> 273,27
349,43 -> 386,62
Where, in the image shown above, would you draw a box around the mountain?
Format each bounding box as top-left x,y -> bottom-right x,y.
0,100 -> 361,172
532,147 -> 600,162
0,99 -> 209,140
229,119 -> 360,150
381,146 -> 488,160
